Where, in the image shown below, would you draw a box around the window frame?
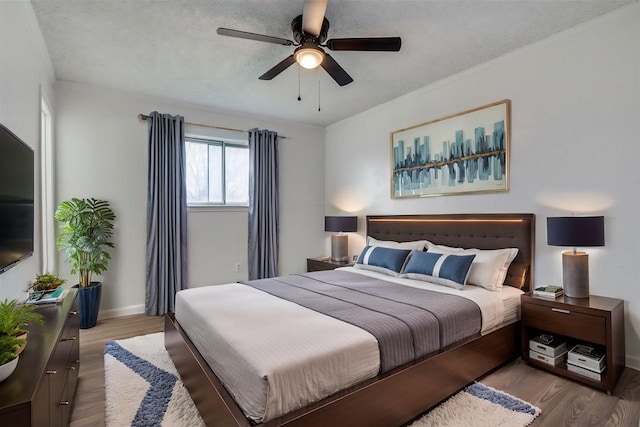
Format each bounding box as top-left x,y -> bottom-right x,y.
185,136 -> 249,207
41,96 -> 55,272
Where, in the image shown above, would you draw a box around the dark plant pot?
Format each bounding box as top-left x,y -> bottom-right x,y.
73,282 -> 102,329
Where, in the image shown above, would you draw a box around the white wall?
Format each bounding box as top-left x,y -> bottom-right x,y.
55,81 -> 325,318
0,2 -> 55,301
326,4 -> 640,368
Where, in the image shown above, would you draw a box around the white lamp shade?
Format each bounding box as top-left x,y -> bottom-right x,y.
294,46 -> 325,69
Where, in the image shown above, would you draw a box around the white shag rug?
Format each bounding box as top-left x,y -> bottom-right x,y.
105,333 -> 540,427
409,382 -> 541,427
104,332 -> 204,427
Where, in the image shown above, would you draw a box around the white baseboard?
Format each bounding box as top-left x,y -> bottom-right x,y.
625,354 -> 640,371
98,304 -> 146,320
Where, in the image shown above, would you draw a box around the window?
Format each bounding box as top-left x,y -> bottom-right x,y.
185,137 -> 249,206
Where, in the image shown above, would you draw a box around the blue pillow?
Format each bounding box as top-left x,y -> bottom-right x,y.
354,246 -> 412,277
402,250 -> 476,289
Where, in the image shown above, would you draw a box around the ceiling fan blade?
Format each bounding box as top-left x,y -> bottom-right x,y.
321,54 -> 353,86
326,37 -> 402,51
302,0 -> 328,37
217,28 -> 293,46
259,55 -> 297,80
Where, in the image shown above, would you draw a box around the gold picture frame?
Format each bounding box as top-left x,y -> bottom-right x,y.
391,99 -> 510,198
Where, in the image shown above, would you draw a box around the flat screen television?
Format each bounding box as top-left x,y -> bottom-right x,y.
0,123 -> 34,273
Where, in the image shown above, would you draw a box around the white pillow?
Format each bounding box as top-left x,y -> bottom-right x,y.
367,236 -> 430,251
427,245 -> 518,291
426,242 -> 464,252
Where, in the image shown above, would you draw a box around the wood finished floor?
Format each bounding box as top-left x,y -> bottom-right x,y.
70,314 -> 640,427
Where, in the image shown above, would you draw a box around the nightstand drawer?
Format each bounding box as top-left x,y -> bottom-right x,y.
523,302 -> 606,345
306,257 -> 355,272
307,259 -> 337,271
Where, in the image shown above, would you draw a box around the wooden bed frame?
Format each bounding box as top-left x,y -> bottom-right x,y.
165,213 -> 535,427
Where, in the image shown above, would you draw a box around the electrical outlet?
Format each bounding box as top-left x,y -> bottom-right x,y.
235,263 -> 241,272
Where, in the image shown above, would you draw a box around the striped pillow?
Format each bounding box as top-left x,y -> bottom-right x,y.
354,246 -> 412,277
427,246 -> 518,291
402,250 -> 476,290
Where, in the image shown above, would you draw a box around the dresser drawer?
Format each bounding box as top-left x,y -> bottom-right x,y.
523,302 -> 606,345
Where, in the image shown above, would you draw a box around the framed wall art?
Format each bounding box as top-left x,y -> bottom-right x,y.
391,99 -> 510,199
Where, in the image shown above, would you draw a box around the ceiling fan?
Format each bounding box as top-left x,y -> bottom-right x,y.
217,0 -> 401,86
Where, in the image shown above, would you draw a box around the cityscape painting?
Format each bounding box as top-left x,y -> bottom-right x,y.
391,99 -> 510,198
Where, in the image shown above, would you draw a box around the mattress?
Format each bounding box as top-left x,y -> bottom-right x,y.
175,268 -> 522,423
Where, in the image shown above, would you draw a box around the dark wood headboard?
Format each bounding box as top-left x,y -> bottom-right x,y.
366,213 -> 535,291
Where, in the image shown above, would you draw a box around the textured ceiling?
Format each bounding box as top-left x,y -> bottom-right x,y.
31,0 -> 631,127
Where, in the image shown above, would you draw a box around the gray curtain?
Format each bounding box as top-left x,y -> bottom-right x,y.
145,111 -> 187,315
248,128 -> 279,280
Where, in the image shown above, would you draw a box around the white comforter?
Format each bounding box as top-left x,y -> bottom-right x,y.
175,283 -> 380,422
174,268 -> 520,422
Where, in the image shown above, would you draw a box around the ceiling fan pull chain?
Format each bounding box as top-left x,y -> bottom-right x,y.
318,80 -> 321,112
297,66 -> 302,101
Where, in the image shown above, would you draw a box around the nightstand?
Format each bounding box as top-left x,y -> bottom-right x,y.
521,293 -> 625,393
306,256 -> 355,272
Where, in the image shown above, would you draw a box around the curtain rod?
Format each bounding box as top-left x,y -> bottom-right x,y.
137,114 -> 287,139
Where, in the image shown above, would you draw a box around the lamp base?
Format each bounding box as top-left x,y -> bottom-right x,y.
562,252 -> 590,298
331,234 -> 349,262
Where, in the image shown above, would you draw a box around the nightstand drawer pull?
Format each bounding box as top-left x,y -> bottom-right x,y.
551,308 -> 571,314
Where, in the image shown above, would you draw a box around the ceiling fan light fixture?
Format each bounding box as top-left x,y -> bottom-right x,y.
294,45 -> 325,69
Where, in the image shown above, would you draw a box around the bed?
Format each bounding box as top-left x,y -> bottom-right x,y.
165,213 -> 535,427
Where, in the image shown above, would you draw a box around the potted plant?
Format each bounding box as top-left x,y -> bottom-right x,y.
55,198 -> 116,329
0,334 -> 21,382
27,273 -> 66,293
0,299 -> 43,377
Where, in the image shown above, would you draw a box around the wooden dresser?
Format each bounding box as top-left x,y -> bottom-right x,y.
0,288 -> 79,426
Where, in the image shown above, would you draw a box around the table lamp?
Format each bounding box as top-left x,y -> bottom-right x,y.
324,216 -> 357,262
547,216 -> 605,298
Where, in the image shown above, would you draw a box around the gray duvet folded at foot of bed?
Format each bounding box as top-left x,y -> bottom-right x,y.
241,270 -> 481,372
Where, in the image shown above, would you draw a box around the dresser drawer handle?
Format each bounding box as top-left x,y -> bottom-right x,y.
70,311 -> 78,315
59,401 -> 70,406
61,336 -> 78,342
46,370 -> 57,375
551,308 -> 571,314
67,366 -> 76,371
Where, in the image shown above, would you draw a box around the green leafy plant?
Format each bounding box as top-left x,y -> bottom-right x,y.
0,299 -> 43,364
55,198 -> 116,288
27,273 -> 67,292
0,299 -> 44,336
0,334 -> 22,365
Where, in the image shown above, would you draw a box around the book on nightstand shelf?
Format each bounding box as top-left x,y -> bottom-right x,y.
529,333 -> 567,357
533,285 -> 564,298
567,362 -> 606,381
529,349 -> 567,366
568,344 -> 606,371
